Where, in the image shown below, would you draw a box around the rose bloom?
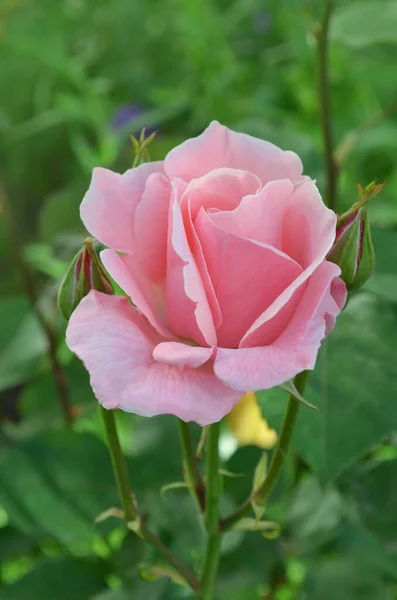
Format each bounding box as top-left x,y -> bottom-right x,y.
66,122 -> 346,425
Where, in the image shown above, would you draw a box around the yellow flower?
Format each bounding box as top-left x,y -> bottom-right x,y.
228,392 -> 277,450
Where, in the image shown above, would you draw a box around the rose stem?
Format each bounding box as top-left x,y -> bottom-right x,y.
178,420 -> 206,512
199,421 -> 221,600
100,406 -> 200,592
315,0 -> 338,212
219,371 -> 309,533
1,184 -> 74,425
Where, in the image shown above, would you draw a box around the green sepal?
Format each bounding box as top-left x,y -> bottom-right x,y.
57,238 -> 113,320
328,211 -> 361,288
348,210 -> 375,291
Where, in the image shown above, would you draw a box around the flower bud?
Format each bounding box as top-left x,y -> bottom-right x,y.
57,238 -> 113,320
328,181 -> 383,291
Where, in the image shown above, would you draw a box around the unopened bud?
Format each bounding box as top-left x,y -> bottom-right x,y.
57,238 -> 113,320
328,181 -> 383,291
130,126 -> 158,168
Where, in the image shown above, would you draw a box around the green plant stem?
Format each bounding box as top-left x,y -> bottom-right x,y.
140,523 -> 201,592
100,407 -> 200,592
316,0 -> 338,212
100,406 -> 137,521
219,371 -> 309,532
178,420 -> 206,512
199,421 -> 221,600
1,184 -> 74,425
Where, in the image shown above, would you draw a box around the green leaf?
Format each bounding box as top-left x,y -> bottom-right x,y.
259,294 -> 397,483
233,518 -> 280,539
0,430 -> 118,546
139,563 -> 188,587
301,557 -> 392,600
347,459 -> 397,542
280,380 -> 318,411
0,296 -> 48,392
331,1 -> 397,48
0,557 -> 106,600
336,523 -> 397,580
288,475 -> 345,552
365,229 -> 397,303
0,526 -> 37,563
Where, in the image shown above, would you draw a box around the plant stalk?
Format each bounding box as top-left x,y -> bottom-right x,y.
219,371 -> 309,532
316,0 -> 338,211
178,420 -> 206,512
100,406 -> 200,592
199,421 -> 221,600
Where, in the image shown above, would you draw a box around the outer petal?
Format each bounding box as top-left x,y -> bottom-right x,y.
164,121 -> 304,185
282,180 -> 337,269
166,182 -> 217,346
133,173 -> 172,282
81,162 -> 163,253
214,261 -> 346,391
195,209 -> 303,348
240,180 -> 337,347
101,249 -> 172,338
66,292 -> 241,425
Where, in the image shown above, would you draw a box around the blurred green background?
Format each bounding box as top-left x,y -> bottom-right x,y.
1,0 -> 397,598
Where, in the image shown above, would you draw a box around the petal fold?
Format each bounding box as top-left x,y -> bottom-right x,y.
66,292 -> 241,425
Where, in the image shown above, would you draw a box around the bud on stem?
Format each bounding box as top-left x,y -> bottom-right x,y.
328,180 -> 384,291
57,237 -> 113,320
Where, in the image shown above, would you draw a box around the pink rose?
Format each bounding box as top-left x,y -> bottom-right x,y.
66,121 -> 346,425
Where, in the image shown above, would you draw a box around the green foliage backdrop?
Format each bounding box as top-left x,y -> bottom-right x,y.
1,0 -> 397,598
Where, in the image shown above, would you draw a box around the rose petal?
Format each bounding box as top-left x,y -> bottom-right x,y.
81,162 -> 163,252
166,182 -> 217,346
153,342 -> 214,368
133,172 -> 172,282
282,180 -> 336,269
240,181 -> 337,347
165,121 -> 304,185
182,168 -> 261,221
214,261 -> 346,391
66,292 -> 241,425
209,179 -> 294,247
194,208 -> 303,348
101,249 -> 171,338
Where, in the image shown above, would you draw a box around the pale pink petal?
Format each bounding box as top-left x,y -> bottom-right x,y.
194,209 -> 303,348
101,249 -> 172,338
214,261 -> 346,391
240,181 -> 337,347
165,121 -> 304,185
209,179 -> 294,247
66,292 -> 241,425
133,173 -> 172,282
183,195 -> 222,330
80,162 -> 163,252
166,182 -> 217,346
153,342 -> 214,368
282,180 -> 336,269
182,168 -> 261,221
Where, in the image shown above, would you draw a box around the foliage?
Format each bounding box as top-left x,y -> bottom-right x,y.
1,0 -> 397,598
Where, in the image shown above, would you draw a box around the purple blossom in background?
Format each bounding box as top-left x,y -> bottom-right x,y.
252,10 -> 271,34
111,103 -> 158,137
